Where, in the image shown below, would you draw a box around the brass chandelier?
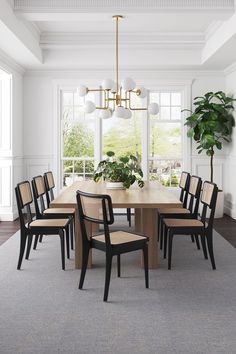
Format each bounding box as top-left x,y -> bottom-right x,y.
77,15 -> 159,119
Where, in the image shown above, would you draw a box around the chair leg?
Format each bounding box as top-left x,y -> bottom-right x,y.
163,224 -> 168,259
17,232 -> 27,270
168,231 -> 173,270
33,234 -> 39,250
194,234 -> 201,250
103,254 -> 113,302
39,234 -> 43,243
65,226 -> 70,259
59,230 -> 65,270
190,235 -> 195,243
200,234 -> 208,259
79,245 -> 90,289
117,254 -> 121,277
206,233 -> 216,270
127,208 -> 131,227
25,234 -> 33,259
143,244 -> 149,288
70,220 -> 74,250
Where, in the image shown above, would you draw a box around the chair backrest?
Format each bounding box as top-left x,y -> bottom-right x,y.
76,189 -> 114,247
31,175 -> 47,217
179,171 -> 190,207
44,171 -> 55,208
15,181 -> 34,230
200,181 -> 218,229
187,175 -> 202,216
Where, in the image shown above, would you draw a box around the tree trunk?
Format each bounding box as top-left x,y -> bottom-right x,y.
210,148 -> 214,183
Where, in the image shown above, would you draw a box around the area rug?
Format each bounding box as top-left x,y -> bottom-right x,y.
0,226 -> 236,354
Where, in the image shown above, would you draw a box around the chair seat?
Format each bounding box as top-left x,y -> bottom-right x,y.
44,208 -> 75,215
29,219 -> 69,228
163,219 -> 204,228
92,231 -> 147,245
158,207 -> 190,214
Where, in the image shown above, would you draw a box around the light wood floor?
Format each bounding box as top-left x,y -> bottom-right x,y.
0,215 -> 236,247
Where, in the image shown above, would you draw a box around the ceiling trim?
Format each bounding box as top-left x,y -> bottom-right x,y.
40,32 -> 205,49
14,0 -> 235,12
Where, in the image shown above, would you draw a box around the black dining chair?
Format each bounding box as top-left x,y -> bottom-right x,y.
76,189 -> 149,302
44,171 -> 75,249
15,181 -> 70,270
162,181 -> 218,270
157,171 -> 191,250
159,175 -> 202,251
31,175 -> 74,257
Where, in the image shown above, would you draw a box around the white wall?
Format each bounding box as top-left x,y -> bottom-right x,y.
225,66 -> 236,218
191,75 -> 226,190
0,58 -> 24,220
23,71 -> 226,196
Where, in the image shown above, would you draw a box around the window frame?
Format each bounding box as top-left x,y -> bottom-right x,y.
54,80 -> 191,190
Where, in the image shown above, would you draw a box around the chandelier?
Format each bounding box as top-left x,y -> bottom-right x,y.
77,15 -> 159,119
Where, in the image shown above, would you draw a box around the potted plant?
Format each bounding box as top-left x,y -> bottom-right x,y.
93,151 -> 144,189
183,90 -> 235,217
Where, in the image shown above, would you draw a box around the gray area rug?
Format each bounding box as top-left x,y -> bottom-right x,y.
0,217 -> 236,354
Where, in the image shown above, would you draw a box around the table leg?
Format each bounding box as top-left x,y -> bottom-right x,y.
135,208 -> 142,233
140,208 -> 158,269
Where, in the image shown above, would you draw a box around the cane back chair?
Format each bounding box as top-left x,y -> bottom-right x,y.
15,181 -> 70,270
76,189 -> 149,302
162,181 -> 218,270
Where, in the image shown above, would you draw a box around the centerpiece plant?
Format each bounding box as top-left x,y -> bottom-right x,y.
183,91 -> 235,182
93,151 -> 144,189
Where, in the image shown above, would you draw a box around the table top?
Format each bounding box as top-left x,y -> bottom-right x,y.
50,180 -> 181,209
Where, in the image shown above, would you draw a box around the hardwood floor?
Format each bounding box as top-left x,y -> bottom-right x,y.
0,219 -> 20,246
0,215 -> 236,247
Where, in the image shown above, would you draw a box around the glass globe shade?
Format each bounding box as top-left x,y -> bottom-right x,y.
138,86 -> 147,98
148,102 -> 159,115
123,108 -> 132,119
99,109 -> 112,119
84,100 -> 96,114
113,106 -> 126,118
102,79 -> 115,90
77,85 -> 87,97
121,77 -> 136,91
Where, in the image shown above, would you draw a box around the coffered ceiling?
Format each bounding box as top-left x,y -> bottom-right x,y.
1,0 -> 236,71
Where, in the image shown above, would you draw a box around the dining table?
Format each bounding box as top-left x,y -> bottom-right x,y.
50,180 -> 181,269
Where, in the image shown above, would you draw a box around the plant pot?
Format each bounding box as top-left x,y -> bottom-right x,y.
106,181 -> 125,189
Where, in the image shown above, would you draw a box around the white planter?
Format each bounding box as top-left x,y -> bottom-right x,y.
106,181 -> 125,189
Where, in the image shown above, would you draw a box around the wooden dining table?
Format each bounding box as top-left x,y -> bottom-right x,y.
50,180 -> 181,269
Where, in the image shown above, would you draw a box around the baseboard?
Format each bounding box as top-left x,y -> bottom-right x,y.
0,211 -> 18,221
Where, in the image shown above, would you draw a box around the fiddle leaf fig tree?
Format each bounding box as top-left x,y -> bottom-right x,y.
183,91 -> 235,182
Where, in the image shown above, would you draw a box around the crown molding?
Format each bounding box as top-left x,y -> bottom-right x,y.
0,49 -> 25,75
40,31 -> 205,50
14,0 -> 235,12
23,68 -> 225,79
224,61 -> 236,75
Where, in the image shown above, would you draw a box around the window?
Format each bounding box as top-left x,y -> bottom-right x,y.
102,95 -> 143,159
149,92 -> 182,186
60,87 -> 184,188
61,90 -> 96,186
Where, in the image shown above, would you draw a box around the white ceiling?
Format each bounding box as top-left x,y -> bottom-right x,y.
1,0 -> 236,71
34,13 -> 228,34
